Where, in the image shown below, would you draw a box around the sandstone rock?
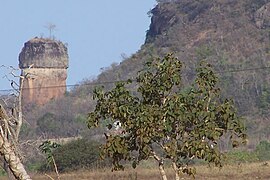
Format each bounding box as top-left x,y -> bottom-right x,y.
19,38 -> 68,105
19,37 -> 68,69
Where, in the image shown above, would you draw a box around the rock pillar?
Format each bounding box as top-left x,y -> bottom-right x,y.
19,38 -> 69,105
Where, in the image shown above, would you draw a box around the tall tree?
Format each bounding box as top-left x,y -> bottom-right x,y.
88,53 -> 246,179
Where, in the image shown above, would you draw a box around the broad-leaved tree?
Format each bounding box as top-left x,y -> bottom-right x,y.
88,53 -> 246,180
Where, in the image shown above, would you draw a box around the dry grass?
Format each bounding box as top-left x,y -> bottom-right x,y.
31,162 -> 270,180
1,162 -> 270,180
194,162 -> 270,180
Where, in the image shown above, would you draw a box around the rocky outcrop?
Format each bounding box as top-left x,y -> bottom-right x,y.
19,38 -> 68,105
19,38 -> 68,69
145,0 -> 212,43
146,3 -> 179,43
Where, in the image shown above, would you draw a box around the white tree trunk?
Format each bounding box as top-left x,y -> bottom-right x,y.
0,66 -> 32,179
172,162 -> 180,180
158,163 -> 168,180
0,136 -> 31,180
0,104 -> 31,180
152,152 -> 167,180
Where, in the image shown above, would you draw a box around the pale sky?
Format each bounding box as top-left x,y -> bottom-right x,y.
0,1 -> 157,92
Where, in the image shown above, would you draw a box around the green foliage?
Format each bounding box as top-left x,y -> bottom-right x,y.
20,122 -> 35,139
225,141 -> 270,163
0,168 -> 7,177
75,114 -> 88,124
226,150 -> 258,163
35,103 -> 86,138
27,162 -> 43,172
39,139 -> 109,172
259,87 -> 270,112
255,141 -> 270,161
36,113 -> 59,136
195,45 -> 214,60
88,53 -> 246,177
39,140 -> 61,167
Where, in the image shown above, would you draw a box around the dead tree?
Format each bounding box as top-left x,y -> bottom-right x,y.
0,105 -> 31,179
0,65 -> 31,179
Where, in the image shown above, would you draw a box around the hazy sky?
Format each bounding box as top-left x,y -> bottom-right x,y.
0,1 -> 157,91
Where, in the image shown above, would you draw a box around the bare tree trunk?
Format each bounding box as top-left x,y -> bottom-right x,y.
158,163 -> 167,180
152,152 -> 167,180
52,156 -> 60,179
172,162 -> 180,180
0,66 -> 31,179
0,136 -> 31,180
3,158 -> 16,180
15,77 -> 24,140
0,104 -> 31,180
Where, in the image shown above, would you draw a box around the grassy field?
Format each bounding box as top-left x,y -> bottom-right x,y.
0,162 -> 266,180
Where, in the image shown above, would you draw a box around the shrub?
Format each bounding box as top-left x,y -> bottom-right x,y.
255,140 -> 270,161
225,141 -> 270,164
226,150 -> 258,163
39,139 -> 110,172
36,113 -> 59,136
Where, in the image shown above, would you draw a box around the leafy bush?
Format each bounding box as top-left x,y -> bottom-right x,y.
35,109 -> 86,138
225,141 -> 270,164
255,140 -> 270,161
258,87 -> 270,114
39,139 -> 110,172
36,113 -> 60,136
226,150 -> 258,163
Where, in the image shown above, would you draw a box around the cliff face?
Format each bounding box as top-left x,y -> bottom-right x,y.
19,38 -> 68,105
146,0 -> 270,44
146,0 -> 213,43
144,0 -> 270,83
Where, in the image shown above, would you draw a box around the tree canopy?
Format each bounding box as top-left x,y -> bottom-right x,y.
88,53 -> 246,179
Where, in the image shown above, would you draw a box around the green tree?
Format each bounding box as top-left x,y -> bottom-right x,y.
88,53 -> 246,180
36,113 -> 58,136
39,141 -> 61,179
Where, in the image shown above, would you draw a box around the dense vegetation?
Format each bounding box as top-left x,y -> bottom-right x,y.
36,139 -> 270,174
39,139 -> 110,173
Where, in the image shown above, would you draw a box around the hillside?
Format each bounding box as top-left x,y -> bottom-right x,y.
93,1 -> 270,101
23,0 -> 270,147
74,0 -> 270,144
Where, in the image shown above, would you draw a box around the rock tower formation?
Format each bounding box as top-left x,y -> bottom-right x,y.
19,37 -> 69,105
